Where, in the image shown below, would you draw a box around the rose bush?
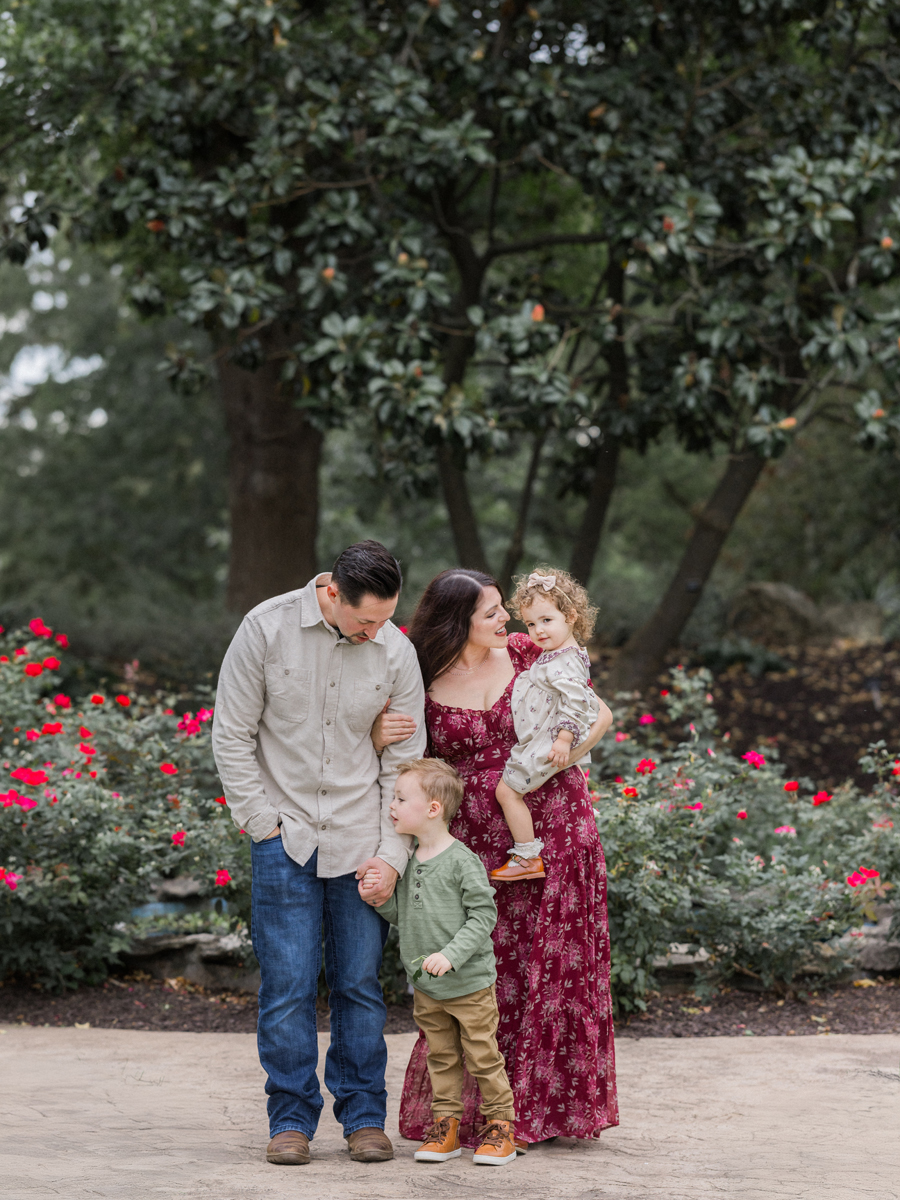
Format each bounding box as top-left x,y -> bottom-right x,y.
3,616 -> 898,1008
0,620 -> 247,989
593,668 -> 899,1012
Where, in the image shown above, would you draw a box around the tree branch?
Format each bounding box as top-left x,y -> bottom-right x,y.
483,231 -> 606,262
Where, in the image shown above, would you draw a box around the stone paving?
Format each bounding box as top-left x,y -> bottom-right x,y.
1,1025 -> 898,1199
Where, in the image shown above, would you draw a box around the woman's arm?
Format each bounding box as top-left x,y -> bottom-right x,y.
566,698 -> 613,766
370,698 -> 418,756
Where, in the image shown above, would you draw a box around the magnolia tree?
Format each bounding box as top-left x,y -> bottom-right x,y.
7,0 -> 900,638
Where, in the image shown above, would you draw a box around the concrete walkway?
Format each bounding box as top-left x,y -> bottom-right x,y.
1,1025 -> 898,1200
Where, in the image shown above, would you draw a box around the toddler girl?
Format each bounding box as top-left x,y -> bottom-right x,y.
491,568 -> 600,883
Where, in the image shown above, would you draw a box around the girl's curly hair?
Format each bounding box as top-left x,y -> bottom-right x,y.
509,567 -> 598,646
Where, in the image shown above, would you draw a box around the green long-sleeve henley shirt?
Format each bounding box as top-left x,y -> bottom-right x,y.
375,838 -> 497,1000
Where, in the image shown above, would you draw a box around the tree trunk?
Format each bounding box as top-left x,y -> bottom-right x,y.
569,435 -> 620,586
434,186 -> 491,571
608,450 -> 766,692
218,332 -> 322,616
569,253 -> 626,586
500,429 -> 547,595
436,443 -> 490,573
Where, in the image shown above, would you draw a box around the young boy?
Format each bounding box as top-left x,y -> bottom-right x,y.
373,758 -> 517,1166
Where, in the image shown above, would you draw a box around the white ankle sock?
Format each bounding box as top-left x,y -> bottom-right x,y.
509,839 -> 544,860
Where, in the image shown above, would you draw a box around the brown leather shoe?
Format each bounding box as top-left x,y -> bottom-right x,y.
266,1130 -> 310,1165
514,1136 -> 528,1154
346,1126 -> 394,1162
490,855 -> 546,882
473,1119 -> 516,1165
415,1116 -> 462,1162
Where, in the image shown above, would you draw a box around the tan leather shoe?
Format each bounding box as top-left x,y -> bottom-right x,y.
472,1119 -> 517,1165
414,1116 -> 462,1162
266,1130 -> 310,1165
490,855 -> 546,882
346,1126 -> 394,1162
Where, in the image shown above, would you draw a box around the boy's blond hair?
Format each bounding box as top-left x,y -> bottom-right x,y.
396,758 -> 464,824
509,566 -> 598,646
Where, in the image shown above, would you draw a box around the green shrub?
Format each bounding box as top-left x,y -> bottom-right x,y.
3,619 -> 896,1009
0,620 -> 247,989
593,667 -> 898,1012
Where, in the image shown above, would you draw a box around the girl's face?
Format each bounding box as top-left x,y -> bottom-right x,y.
520,595 -> 575,651
468,586 -> 510,650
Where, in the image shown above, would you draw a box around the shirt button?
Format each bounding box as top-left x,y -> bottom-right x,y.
325,758 -> 331,764
326,719 -> 331,725
416,869 -> 422,874
321,824 -> 327,830
321,790 -> 327,795
284,669 -> 290,675
375,684 -> 381,690
330,681 -> 335,687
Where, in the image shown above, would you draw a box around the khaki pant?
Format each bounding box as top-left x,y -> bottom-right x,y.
413,984 -> 515,1122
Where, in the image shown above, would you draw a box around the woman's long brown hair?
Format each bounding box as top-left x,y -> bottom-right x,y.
409,569 -> 504,691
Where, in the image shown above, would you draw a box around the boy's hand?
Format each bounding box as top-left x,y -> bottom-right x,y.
356,857 -> 398,905
422,952 -> 453,977
495,779 -> 523,808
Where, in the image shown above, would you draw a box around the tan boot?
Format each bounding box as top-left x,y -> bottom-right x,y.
414,1116 -> 462,1162
473,1119 -> 517,1165
266,1130 -> 310,1165
490,855 -> 546,882
346,1127 -> 394,1161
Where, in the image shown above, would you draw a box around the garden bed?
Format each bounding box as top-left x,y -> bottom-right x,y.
2,973 -> 898,1038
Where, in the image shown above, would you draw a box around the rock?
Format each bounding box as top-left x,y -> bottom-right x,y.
855,940 -> 900,973
152,875 -> 203,901
727,583 -> 822,647
839,905 -> 900,975
820,601 -> 884,644
652,944 -> 711,993
121,932 -> 260,993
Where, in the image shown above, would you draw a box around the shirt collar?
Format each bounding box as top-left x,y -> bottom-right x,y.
300,573 -> 388,645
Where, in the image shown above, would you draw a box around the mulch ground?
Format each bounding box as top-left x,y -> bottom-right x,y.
617,977 -> 900,1038
593,639 -> 900,791
707,642 -> 900,791
2,973 -> 898,1038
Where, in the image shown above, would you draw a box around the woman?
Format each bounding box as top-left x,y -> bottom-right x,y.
375,568 -> 618,1149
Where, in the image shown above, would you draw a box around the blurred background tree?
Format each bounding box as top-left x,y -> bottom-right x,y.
0,0 -> 899,690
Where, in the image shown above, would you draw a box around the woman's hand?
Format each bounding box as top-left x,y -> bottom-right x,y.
370,698 -> 418,756
566,700 -> 613,767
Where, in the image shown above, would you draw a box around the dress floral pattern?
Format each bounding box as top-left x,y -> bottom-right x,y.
398,634 -> 618,1147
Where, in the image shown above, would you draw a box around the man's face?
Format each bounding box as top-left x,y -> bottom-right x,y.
326,584 -> 398,644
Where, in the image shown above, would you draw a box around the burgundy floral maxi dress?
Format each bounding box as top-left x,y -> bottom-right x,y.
398,633 -> 618,1146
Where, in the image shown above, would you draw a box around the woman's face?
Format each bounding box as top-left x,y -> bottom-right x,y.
468,586 -> 509,650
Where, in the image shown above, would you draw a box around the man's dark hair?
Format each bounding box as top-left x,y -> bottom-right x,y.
331,540 -> 402,607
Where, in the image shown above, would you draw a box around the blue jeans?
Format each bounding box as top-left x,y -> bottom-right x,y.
250,838 -> 389,1139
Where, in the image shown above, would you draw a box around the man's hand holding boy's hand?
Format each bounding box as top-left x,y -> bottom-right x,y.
422,952 -> 453,977
356,857 -> 398,906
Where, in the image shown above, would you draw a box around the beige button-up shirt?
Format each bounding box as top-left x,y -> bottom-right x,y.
211,575 -> 426,878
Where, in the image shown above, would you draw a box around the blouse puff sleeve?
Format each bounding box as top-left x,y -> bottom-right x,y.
532,650 -> 599,745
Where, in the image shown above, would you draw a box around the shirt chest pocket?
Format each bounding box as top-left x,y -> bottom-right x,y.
264,664 -> 312,724
348,678 -> 388,733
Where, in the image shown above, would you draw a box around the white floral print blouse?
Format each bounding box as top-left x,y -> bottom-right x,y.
502,645 -> 600,794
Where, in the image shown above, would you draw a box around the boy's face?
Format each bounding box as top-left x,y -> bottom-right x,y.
390,771 -> 443,837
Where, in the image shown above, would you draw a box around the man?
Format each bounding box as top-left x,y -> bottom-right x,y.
212,540 -> 426,1166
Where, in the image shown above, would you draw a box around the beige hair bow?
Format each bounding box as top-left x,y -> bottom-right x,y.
526,572 -> 557,591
